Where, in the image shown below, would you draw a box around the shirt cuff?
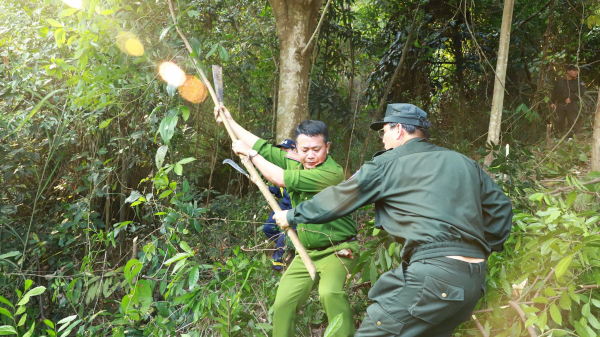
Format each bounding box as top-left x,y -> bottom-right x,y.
252,138 -> 268,154
286,207 -> 298,226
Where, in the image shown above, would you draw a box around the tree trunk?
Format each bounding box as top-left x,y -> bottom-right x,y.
532,0 -> 555,111
483,0 -> 515,169
592,87 -> 600,171
452,25 -> 466,141
269,0 -> 326,142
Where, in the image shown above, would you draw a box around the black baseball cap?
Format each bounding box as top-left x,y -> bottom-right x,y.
276,139 -> 296,149
370,103 -> 429,130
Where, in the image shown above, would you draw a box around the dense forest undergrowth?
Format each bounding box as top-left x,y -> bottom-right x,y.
2,0 -> 600,335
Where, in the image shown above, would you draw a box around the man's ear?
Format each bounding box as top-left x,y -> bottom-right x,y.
326,142 -> 331,154
396,124 -> 404,140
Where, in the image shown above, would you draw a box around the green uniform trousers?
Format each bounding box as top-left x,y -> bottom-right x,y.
272,241 -> 359,337
356,257 -> 486,337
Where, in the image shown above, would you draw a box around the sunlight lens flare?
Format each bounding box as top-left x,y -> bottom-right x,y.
116,32 -> 144,57
158,62 -> 186,87
178,75 -> 208,104
61,0 -> 83,9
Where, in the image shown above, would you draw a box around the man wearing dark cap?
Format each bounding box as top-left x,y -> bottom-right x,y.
550,64 -> 586,139
274,103 -> 513,336
263,139 -> 296,271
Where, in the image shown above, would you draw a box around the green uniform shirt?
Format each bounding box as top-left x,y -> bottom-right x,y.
286,138 -> 513,261
253,139 -> 357,249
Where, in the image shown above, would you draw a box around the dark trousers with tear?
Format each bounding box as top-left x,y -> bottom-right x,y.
355,257 -> 486,337
555,103 -> 581,138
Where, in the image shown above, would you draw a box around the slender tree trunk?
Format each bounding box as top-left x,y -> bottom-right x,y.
532,0 -> 555,111
269,0 -> 326,142
453,25 -> 466,141
104,173 -> 111,225
118,125 -> 129,223
483,0 -> 515,168
591,88 -> 600,171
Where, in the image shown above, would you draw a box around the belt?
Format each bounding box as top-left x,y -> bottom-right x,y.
314,236 -> 356,251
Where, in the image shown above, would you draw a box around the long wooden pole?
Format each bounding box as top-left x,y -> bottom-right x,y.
166,0 -> 317,279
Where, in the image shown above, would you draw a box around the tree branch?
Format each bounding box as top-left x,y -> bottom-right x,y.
300,0 -> 332,56
508,301 -> 538,337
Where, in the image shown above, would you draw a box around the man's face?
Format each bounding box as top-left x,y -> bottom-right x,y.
296,134 -> 329,169
380,123 -> 403,150
567,69 -> 579,78
281,147 -> 294,153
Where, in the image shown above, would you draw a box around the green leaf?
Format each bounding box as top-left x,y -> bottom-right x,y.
159,190 -> 173,199
0,325 -> 17,335
17,286 -> 46,306
205,43 -> 219,59
59,8 -> 78,18
54,28 -> 65,47
574,321 -> 591,337
165,252 -> 192,266
549,303 -> 562,325
14,307 -> 25,316
559,291 -> 571,310
174,164 -> 183,176
99,118 -> 113,129
46,19 -> 63,27
159,25 -> 173,40
566,191 -> 577,208
155,145 -> 168,169
44,320 -> 54,329
18,314 -> 26,326
588,313 -> 600,329
180,106 -> 190,121
180,241 -> 193,254
555,255 -> 573,279
537,311 -> 547,331
529,193 -> 544,201
124,259 -> 142,284
166,84 -> 177,97
24,280 -> 33,292
177,157 -> 196,165
188,266 -> 199,289
159,116 -> 178,145
0,308 -> 12,319
133,280 -> 153,314
22,323 -> 35,337
582,302 -> 591,318
218,45 -> 230,62
323,313 -> 343,337
100,9 -> 115,15
56,315 -> 77,325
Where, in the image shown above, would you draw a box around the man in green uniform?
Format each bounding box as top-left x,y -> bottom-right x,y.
274,103 -> 513,336
214,105 -> 358,337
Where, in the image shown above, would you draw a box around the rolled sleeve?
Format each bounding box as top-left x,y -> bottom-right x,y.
287,161 -> 383,226
252,138 -> 287,168
283,166 -> 343,193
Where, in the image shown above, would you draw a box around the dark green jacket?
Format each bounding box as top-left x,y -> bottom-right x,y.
286,138 -> 513,261
550,76 -> 585,104
253,139 -> 357,249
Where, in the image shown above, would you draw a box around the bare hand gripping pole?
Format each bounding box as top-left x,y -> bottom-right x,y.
167,0 -> 317,279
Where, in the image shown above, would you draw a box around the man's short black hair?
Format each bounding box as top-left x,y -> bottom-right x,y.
295,120 -> 329,143
566,64 -> 578,71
